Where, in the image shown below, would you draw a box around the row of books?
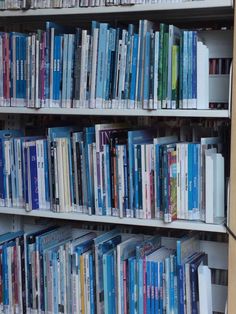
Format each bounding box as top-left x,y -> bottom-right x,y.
0,20 -> 210,110
209,58 -> 232,75
0,0 -> 204,9
0,123 -> 225,223
0,227 -> 212,314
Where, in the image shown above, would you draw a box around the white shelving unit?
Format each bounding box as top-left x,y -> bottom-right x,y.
0,1 -> 234,312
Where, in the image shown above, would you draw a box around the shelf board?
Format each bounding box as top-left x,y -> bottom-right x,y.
0,107 -> 229,118
0,0 -> 233,17
0,207 -> 226,233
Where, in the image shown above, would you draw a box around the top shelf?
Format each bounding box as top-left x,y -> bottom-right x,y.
0,0 -> 233,18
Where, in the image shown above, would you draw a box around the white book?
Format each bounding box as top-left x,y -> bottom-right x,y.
141,144 -> 146,219
197,41 -> 209,109
198,265 -> 212,314
214,153 -> 225,219
205,148 -> 216,223
36,140 -> 43,209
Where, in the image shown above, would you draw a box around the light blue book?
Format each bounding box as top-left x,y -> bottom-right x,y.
128,256 -> 136,314
124,24 -> 134,102
96,23 -> 109,108
138,258 -> 144,314
187,31 -> 193,108
143,31 -> 151,109
103,252 -> 111,314
192,31 -> 197,108
146,261 -> 151,314
129,33 -> 138,108
84,127 -> 95,214
182,31 -> 188,108
66,34 -> 75,106
61,34 -> 68,106
159,261 -> 164,314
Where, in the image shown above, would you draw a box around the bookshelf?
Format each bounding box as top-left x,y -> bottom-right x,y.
0,1 -> 233,313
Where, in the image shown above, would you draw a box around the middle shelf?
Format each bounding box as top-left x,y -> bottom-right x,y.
0,107 -> 230,118
0,207 -> 226,233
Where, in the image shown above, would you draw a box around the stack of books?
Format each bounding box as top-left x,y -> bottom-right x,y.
0,20 -> 212,110
0,123 -> 225,223
0,227 -> 211,314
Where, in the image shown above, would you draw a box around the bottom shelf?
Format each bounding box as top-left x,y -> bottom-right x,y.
0,206 -> 226,233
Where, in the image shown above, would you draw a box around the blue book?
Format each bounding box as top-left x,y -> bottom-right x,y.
66,34 -> 75,104
103,252 -> 110,314
29,142 -> 39,210
61,34 -> 68,106
123,145 -> 128,214
124,24 -> 134,102
143,31 -> 151,108
138,258 -> 144,314
146,260 -> 151,314
192,31 -> 197,108
128,256 -> 136,314
190,253 -> 207,314
150,261 -> 155,314
0,138 -> 5,203
94,230 -> 121,313
182,31 -> 188,108
128,129 -> 155,216
36,227 -> 71,312
129,33 -> 138,107
170,255 -> 176,314
159,261 -> 164,314
187,31 -> 193,107
84,127 -> 95,214
89,253 -> 95,314
96,23 -> 109,107
112,27 -> 121,101
105,28 -> 115,103
154,262 -> 159,313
